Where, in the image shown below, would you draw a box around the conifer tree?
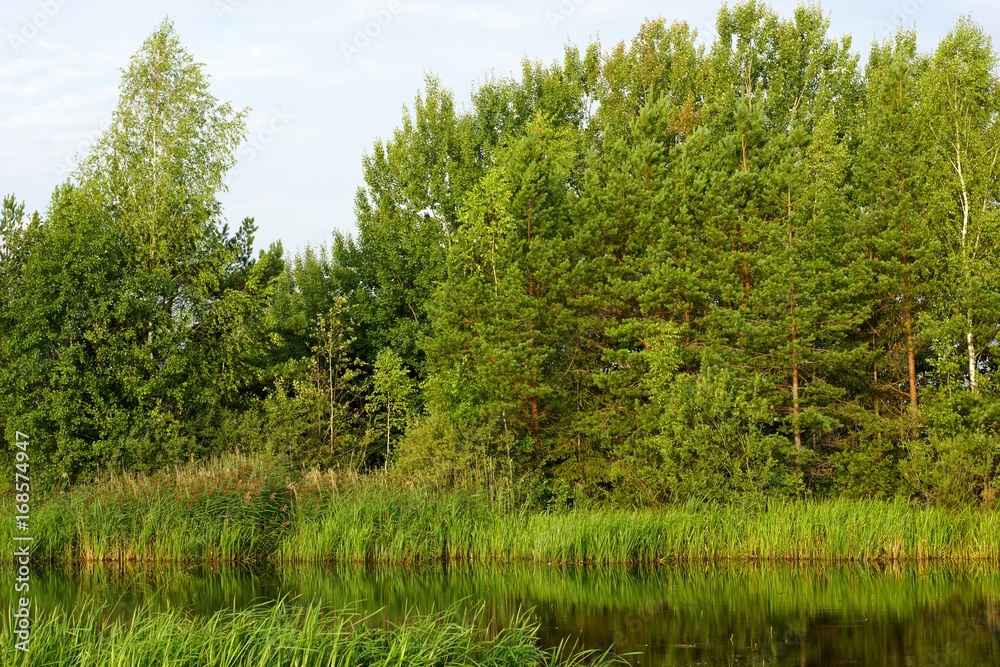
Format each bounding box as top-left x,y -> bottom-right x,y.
855,32 -> 937,422
743,6 -> 865,459
424,118 -> 582,473
572,20 -> 711,486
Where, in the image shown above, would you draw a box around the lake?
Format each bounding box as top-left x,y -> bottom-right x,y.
5,562 -> 1000,665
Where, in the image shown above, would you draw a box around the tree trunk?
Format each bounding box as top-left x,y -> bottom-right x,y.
530,395 -> 541,460
956,147 -> 978,394
787,186 -> 801,454
967,320 -> 978,393
904,304 -> 918,418
792,355 -> 802,454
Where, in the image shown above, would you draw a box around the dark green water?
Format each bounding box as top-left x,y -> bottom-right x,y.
6,562 -> 1000,665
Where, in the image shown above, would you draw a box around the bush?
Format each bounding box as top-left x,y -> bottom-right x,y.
827,437 -> 904,499
902,433 -> 1000,507
613,367 -> 801,504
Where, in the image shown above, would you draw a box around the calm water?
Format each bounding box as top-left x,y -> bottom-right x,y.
5,562 -> 1000,666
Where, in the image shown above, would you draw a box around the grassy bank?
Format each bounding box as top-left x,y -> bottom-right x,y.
0,600 -> 616,667
283,488 -> 1000,563
3,455 -> 294,562
4,454 -> 1000,564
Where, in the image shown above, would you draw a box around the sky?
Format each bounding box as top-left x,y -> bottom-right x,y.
1,0 -> 998,254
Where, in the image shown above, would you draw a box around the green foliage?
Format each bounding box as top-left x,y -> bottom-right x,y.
919,19 -> 1000,396
7,4 -> 1000,507
392,411 -> 487,485
827,438 -> 904,499
368,347 -> 416,466
331,77 -> 476,381
612,361 -> 798,504
264,244 -> 340,362
261,301 -> 366,470
0,21 -> 280,485
854,30 -> 937,422
424,115 -> 584,475
902,434 -> 1000,507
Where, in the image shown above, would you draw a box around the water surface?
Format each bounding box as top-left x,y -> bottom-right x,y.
6,562 -> 1000,666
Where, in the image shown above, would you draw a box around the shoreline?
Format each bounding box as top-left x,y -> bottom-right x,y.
3,455 -> 999,566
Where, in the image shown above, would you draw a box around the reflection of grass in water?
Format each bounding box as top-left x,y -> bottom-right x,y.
8,560 -> 1000,619
4,562 -> 284,623
278,562 -> 1000,619
0,599 -> 620,667
5,562 -> 999,666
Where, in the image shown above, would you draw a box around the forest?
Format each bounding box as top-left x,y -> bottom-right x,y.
3,2 -> 1000,510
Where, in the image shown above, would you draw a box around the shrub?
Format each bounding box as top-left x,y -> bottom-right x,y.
902,433 -> 1000,507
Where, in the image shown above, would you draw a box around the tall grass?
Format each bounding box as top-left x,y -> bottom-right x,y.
0,599 -> 618,667
0,453 -> 293,562
282,483 -> 1000,564
5,453 -> 1000,564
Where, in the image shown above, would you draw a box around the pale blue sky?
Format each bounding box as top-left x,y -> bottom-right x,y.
1,0 -> 997,253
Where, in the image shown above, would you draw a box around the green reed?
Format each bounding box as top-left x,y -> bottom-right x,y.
282,491 -> 1000,564
0,599 -> 619,667
4,454 -> 1000,564
0,453 -> 294,563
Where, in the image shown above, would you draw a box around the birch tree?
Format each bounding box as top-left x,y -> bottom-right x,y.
922,19 -> 1000,394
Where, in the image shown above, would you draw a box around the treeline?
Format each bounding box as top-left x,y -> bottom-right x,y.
3,4 -> 1000,506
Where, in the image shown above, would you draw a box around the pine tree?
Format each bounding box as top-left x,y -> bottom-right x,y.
424,117 -> 583,474
855,31 -> 937,422
743,6 -> 865,461
572,19 -> 711,490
